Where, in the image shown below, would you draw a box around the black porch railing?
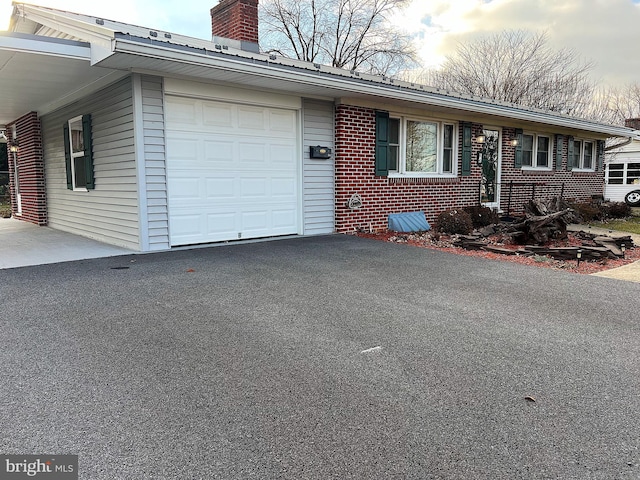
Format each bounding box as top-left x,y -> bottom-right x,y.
481,181 -> 566,216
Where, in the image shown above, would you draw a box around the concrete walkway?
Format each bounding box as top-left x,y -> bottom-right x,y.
0,217 -> 134,269
567,223 -> 640,283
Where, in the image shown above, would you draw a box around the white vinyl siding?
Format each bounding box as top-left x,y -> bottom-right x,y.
140,75 -> 169,250
302,99 -> 334,235
42,77 -> 140,249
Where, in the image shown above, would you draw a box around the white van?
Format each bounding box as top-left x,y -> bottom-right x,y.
604,140 -> 640,206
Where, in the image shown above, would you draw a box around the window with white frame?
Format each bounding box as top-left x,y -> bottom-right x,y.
569,138 -> 596,170
386,117 -> 456,175
521,132 -> 552,168
68,116 -> 86,189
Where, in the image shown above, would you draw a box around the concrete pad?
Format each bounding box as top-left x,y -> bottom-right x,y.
0,217 -> 135,269
567,223 -> 640,283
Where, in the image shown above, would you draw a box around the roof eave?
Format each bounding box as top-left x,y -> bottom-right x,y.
106,37 -> 635,138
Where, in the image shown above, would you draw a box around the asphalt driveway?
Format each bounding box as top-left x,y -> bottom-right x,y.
1,235 -> 640,479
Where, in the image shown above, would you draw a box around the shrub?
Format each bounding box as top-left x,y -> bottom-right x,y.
462,205 -> 500,228
436,208 -> 473,235
569,201 -> 602,222
0,206 -> 11,218
601,202 -> 631,219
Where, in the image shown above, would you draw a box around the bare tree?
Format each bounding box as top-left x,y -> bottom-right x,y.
417,30 -> 595,116
259,0 -> 417,76
579,83 -> 640,125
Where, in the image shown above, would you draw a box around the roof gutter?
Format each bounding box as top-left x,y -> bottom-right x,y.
605,136 -> 638,151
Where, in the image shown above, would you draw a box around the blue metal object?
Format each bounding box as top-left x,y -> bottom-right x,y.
388,211 -> 431,232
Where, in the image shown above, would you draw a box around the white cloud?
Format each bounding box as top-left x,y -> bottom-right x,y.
1,0 -> 638,87
394,0 -> 640,87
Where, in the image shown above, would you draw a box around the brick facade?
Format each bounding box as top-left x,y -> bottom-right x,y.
210,0 -> 259,44
7,112 -> 47,225
334,105 -> 604,233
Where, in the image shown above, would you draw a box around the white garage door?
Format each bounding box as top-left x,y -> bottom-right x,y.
165,96 -> 299,246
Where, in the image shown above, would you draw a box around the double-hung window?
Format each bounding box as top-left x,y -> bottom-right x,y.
63,114 -> 94,190
521,132 -> 552,169
386,116 -> 457,176
569,138 -> 596,170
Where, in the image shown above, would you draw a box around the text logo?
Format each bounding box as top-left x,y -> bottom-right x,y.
0,456 -> 77,479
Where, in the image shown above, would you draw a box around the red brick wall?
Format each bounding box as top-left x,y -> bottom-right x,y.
499,128 -> 604,215
7,112 -> 47,225
334,105 -> 604,233
210,0 -> 258,44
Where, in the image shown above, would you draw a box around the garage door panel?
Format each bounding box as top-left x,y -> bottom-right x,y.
207,212 -> 237,235
270,144 -> 297,165
169,177 -> 202,201
204,140 -> 234,163
238,142 -> 266,165
237,106 -> 267,131
269,110 -> 297,135
166,137 -> 199,162
273,209 -> 297,228
206,177 -> 235,199
203,103 -> 234,127
239,178 -> 267,197
272,178 -> 296,197
166,96 -> 299,246
167,97 -> 199,125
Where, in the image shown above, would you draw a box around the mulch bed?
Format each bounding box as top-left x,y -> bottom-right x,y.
356,230 -> 640,275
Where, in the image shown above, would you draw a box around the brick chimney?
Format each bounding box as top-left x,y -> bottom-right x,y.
625,118 -> 640,130
210,0 -> 259,53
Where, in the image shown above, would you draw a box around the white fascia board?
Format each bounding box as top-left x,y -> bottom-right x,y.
111,38 -> 634,138
0,33 -> 91,60
15,4 -> 114,63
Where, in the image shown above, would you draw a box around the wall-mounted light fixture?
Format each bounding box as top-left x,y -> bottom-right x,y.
9,139 -> 19,153
510,138 -> 519,147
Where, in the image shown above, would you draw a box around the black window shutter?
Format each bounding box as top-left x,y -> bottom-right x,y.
375,111 -> 389,176
82,114 -> 95,189
555,134 -> 563,170
461,122 -> 472,176
514,128 -> 523,168
567,136 -> 574,170
63,122 -> 73,190
596,140 -> 605,171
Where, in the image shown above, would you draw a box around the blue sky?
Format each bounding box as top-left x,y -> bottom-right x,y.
1,0 -> 639,87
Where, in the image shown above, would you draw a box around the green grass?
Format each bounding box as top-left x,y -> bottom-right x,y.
593,217 -> 640,235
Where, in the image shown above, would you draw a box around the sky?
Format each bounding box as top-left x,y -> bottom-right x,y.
1,0 -> 639,88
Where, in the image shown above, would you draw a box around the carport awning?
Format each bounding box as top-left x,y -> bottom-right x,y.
0,33 -> 120,126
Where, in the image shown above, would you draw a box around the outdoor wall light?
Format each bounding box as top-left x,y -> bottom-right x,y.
576,249 -> 583,267
9,139 -> 19,153
476,134 -> 486,144
510,138 -> 519,147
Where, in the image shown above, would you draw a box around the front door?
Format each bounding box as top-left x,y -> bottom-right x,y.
480,127 -> 501,209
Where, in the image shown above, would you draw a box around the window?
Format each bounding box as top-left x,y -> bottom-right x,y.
379,115 -> 457,176
520,133 -> 551,168
63,114 -> 94,190
628,163 -> 640,184
569,138 -> 596,170
607,163 -> 624,184
607,162 -> 640,185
